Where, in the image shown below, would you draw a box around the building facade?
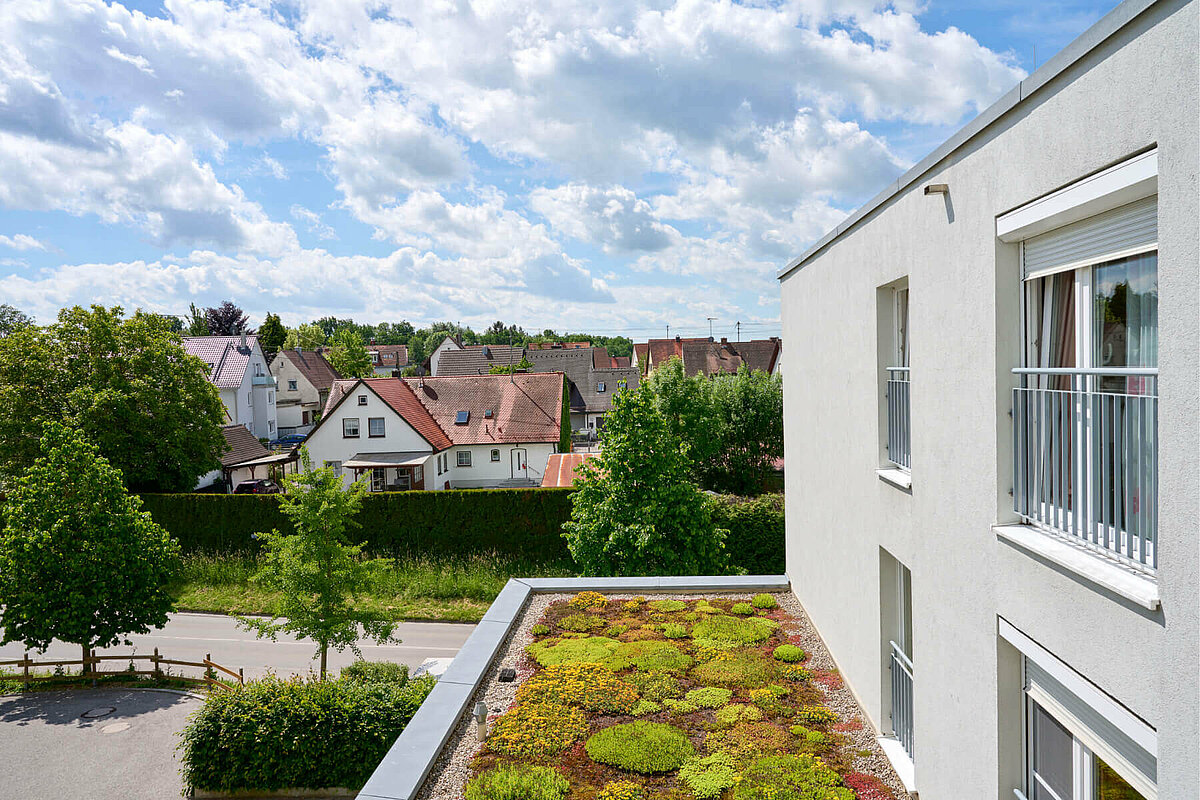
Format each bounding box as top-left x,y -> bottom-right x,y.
183,334 -> 278,441
777,2 -> 1197,798
270,348 -> 340,435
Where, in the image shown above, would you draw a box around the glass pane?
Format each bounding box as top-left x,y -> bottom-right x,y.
1094,756 -> 1147,800
1094,251 -> 1157,393
1032,704 -> 1073,800
896,288 -> 909,367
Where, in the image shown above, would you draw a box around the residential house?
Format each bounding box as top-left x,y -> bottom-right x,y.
633,335 -> 781,376
270,348 -> 341,435
196,424 -> 299,491
424,334 -> 463,376
183,333 -> 278,440
304,372 -> 567,491
368,343 -> 409,376
777,2 -> 1197,798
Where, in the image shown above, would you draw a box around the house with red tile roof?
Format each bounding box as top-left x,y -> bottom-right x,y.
182,333 -> 278,440
632,335 -> 782,377
270,348 -> 342,434
304,373 -> 567,491
368,343 -> 409,376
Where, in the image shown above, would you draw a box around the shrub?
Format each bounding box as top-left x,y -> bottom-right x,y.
662,622 -> 689,639
685,686 -> 733,709
526,636 -> 620,667
709,494 -> 785,575
179,674 -> 434,792
631,699 -> 662,716
714,703 -> 763,727
599,781 -> 645,800
690,615 -> 778,645
751,593 -> 778,610
340,660 -> 409,686
691,650 -> 776,688
559,613 -> 605,632
585,722 -> 695,773
731,755 -> 853,800
606,640 -> 693,673
773,644 -> 806,663
489,702 -> 588,759
464,765 -> 569,800
679,752 -> 740,800
730,602 -> 754,616
627,670 -> 682,701
531,624 -> 551,636
648,599 -> 687,612
706,721 -> 791,759
516,663 -> 639,714
569,591 -> 608,610
794,705 -> 838,726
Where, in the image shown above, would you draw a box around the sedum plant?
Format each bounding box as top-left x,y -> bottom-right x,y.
526,636 -> 620,667
585,721 -> 695,773
679,752 -> 740,800
732,754 -> 853,800
464,765 -> 569,800
489,702 -> 588,759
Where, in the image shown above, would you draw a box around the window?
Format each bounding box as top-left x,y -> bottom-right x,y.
324,460 -> 342,476
372,353 -> 380,364
371,468 -> 385,492
288,379 -> 297,391
617,379 -> 628,390
491,449 -> 501,462
247,392 -> 253,407
268,420 -> 275,433
358,394 -> 368,405
368,417 -> 385,437
343,418 -> 360,438
254,362 -> 264,376
394,470 -> 410,490
414,465 -> 422,482
455,410 -> 470,425
597,382 -> 606,392
883,283 -> 910,472
268,392 -> 273,404
1026,697 -> 1151,800
457,450 -> 472,467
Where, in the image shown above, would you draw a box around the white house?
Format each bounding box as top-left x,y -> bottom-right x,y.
270,348 -> 341,435
425,335 -> 462,376
303,372 -> 567,491
777,2 -> 1197,799
183,333 -> 278,441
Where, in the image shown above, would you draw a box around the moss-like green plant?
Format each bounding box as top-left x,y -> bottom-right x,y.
731,754 -> 853,800
691,650 -> 776,688
604,624 -> 629,638
569,591 -> 608,610
627,670 -> 682,701
489,702 -> 588,759
585,722 -> 695,774
679,752 -> 740,800
531,624 -> 550,636
559,613 -> 605,632
713,703 -> 764,727
749,686 -> 790,717
598,781 -> 644,800
790,725 -> 829,751
606,640 -> 693,673
662,622 -> 689,639
516,662 -> 639,713
685,686 -> 733,709
619,627 -> 662,643
773,644 -> 806,663
649,599 -> 687,612
683,611 -> 700,622
706,721 -> 792,759
526,636 -> 620,668
794,705 -> 838,726
631,699 -> 662,716
464,765 -> 569,800
751,594 -> 778,610
730,602 -> 754,616
693,600 -> 721,614
690,615 -> 778,646
662,698 -> 700,714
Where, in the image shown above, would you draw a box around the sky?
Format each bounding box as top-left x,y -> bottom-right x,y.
0,0 -> 1116,341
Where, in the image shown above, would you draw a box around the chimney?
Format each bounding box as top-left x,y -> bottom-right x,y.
674,335 -> 681,342
720,337 -> 728,344
239,327 -> 248,351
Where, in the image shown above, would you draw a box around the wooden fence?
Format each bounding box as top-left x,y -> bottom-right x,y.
0,648 -> 244,692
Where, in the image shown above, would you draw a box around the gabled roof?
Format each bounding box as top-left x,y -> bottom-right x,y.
325,378 -> 453,450
541,452 -> 596,487
638,337 -> 780,376
403,373 -> 564,445
436,344 -> 526,376
275,348 -> 341,392
369,344 -> 409,369
219,423 -> 271,467
183,335 -> 260,389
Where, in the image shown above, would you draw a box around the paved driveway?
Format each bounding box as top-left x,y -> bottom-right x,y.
0,688 -> 201,800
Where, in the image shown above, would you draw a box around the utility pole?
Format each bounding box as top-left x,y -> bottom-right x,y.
665,323 -> 670,339
707,317 -> 716,340
736,321 -> 741,342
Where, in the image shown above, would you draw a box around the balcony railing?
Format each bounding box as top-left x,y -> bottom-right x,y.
886,367 -> 911,470
889,641 -> 914,759
1012,367 -> 1158,571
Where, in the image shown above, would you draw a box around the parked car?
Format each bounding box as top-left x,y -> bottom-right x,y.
269,433 -> 306,448
233,479 -> 282,494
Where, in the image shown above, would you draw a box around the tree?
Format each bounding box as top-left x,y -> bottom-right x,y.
644,357 -> 720,473
326,329 -> 373,378
0,305 -> 227,491
0,304 -> 32,337
704,366 -> 783,495
204,300 -> 250,336
282,322 -> 326,351
184,303 -> 209,335
239,451 -> 399,677
257,312 -> 286,357
489,356 -> 534,374
562,386 -> 729,576
0,422 -> 181,670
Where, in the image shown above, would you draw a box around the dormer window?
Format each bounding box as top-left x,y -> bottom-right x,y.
455,411 -> 470,425
358,395 -> 368,406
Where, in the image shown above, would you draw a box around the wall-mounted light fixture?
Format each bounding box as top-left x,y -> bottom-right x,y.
923,183 -> 949,195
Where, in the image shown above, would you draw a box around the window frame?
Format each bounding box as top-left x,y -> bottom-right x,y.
288,379 -> 298,391
457,450 -> 472,467
324,460 -> 342,476
491,448 -> 501,462
342,417 -> 360,438
358,395 -> 368,406
368,417 -> 386,438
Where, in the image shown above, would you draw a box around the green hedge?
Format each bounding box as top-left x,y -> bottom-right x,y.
179,674 -> 435,792
710,493 -> 785,575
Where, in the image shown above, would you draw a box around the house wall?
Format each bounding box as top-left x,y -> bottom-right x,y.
270,352 -> 325,431
778,2 -> 1197,798
429,337 -> 461,376
438,442 -> 557,488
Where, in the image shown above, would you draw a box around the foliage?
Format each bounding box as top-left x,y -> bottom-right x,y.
282,322 -> 327,351
326,328 -> 374,379
0,422 -> 181,661
774,645 -> 806,663
0,305 -> 226,491
526,636 -> 620,668
691,650 -> 777,688
714,703 -> 764,727
840,773 -> 895,800
569,591 -> 608,610
731,602 -> 754,615
691,615 -> 778,646
626,670 -> 682,701
706,721 -> 792,759
750,686 -> 791,716
685,686 -> 733,709
563,386 -> 729,576
559,613 -> 605,632
780,664 -> 812,682
465,765 -> 570,800
203,300 -> 250,336
257,312 -> 287,357
515,663 -> 639,714
790,725 -> 829,750
238,452 -> 397,677
752,593 -> 778,609
598,780 -> 644,800
662,622 -> 689,639
648,599 -> 686,612
661,697 -> 699,714
731,755 -> 853,800
184,303 -> 209,335
531,624 -> 551,636
489,355 -> 535,374
489,702 -> 588,759
679,752 -> 740,800
584,722 -> 695,774
794,706 -> 838,726
631,699 -> 661,716
0,303 -> 32,337
179,673 -> 434,792
340,660 -> 409,686
606,640 -> 693,673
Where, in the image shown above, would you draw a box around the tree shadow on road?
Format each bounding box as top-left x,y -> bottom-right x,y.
0,688 -> 198,727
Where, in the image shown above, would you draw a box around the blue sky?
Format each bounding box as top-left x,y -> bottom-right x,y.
0,0 -> 1115,340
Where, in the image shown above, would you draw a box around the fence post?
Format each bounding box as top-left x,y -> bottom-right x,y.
152,647 -> 161,679
239,667 -> 244,686
90,649 -> 97,688
22,651 -> 29,691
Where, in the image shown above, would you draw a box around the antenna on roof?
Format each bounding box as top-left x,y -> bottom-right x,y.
665,323 -> 669,339
736,321 -> 741,342
706,317 -> 717,341
508,330 -> 514,383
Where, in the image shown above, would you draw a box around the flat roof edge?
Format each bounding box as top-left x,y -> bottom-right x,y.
777,0 -> 1161,282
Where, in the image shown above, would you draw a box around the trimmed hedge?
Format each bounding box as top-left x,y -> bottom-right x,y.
710,493 -> 785,575
179,674 -> 435,792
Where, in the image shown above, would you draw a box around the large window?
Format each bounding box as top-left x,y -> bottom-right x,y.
368,417 -> 385,437
343,418 -> 360,438
881,281 -> 910,473
1027,699 -> 1148,800
371,468 -> 385,492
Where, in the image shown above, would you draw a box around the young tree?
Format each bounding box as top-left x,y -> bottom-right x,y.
257,312 -> 287,357
239,452 -> 399,677
204,300 -> 250,336
644,357 -> 719,473
563,386 -> 729,576
0,422 -> 181,670
326,328 -> 373,378
0,304 -> 32,337
184,303 -> 209,335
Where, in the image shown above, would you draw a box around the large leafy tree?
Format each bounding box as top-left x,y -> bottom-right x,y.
563,386 -> 729,576
0,304 -> 32,337
0,422 -> 181,669
240,452 -> 399,677
326,328 -> 373,378
184,302 -> 209,335
257,312 -> 287,358
0,305 -> 226,491
204,300 -> 250,336
282,322 -> 326,351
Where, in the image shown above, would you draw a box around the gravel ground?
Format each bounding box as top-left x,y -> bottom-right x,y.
417,591 -> 911,800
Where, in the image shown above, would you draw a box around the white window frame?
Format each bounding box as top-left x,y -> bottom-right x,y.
491,448 -> 501,462
457,450 -> 472,467
343,417 -> 360,438
324,460 -> 342,476
371,468 -> 386,492
288,379 -> 297,391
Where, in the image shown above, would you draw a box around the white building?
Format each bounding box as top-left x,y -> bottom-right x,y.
425,335 -> 462,376
270,348 -> 341,435
183,333 -> 278,441
303,372 -> 567,491
778,2 -> 1196,799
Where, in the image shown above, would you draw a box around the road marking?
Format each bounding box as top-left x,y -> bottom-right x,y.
126,635 -> 460,651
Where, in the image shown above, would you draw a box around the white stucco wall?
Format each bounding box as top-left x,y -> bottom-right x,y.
271,352 -> 325,430
438,443 -> 556,488
779,3 -> 1197,798
429,337 -> 461,376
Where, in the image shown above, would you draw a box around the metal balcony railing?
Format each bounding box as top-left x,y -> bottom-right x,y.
886,367 -> 911,470
890,641 -> 914,759
1012,367 -> 1158,571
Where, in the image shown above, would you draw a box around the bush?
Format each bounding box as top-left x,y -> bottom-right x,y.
690,615 -> 778,646
605,640 -> 693,673
773,644 -> 806,663
626,670 -> 682,701
340,660 -> 409,685
648,599 -> 686,612
516,663 -> 639,714
599,781 -> 645,800
526,636 -> 620,667
730,602 -> 754,615
731,755 -> 853,800
179,674 -> 434,792
585,722 -> 695,773
710,494 -> 784,575
489,702 -> 589,759
685,686 -> 733,709
692,651 -> 776,688
531,624 -> 550,636
464,765 -> 569,800
752,593 -> 778,609
679,752 -> 740,800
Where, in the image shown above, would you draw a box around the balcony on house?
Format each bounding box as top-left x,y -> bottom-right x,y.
252,374 -> 278,387
1012,366 -> 1158,572
889,640 -> 914,760
886,367 -> 911,471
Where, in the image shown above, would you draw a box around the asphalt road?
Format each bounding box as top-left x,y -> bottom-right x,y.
0,611 -> 476,680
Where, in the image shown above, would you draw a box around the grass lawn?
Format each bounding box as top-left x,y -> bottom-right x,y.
171,552 -> 576,623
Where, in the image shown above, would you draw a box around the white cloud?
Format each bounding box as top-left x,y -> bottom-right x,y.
530,183 -> 678,254
290,205 -> 337,241
255,155 -> 288,181
0,233 -> 47,251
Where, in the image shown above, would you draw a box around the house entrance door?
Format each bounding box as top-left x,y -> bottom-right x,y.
511,448 -> 528,479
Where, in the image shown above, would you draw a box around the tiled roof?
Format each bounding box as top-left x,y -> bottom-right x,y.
611,356 -> 631,368
526,347 -> 638,415
528,341 -> 590,350
541,452 -> 596,487
435,344 -> 526,376
276,349 -> 341,392
369,344 -> 409,369
220,424 -> 271,467
183,335 -> 259,389
638,337 -> 780,376
403,373 -> 564,445
326,378 -> 453,450
633,343 -> 649,367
